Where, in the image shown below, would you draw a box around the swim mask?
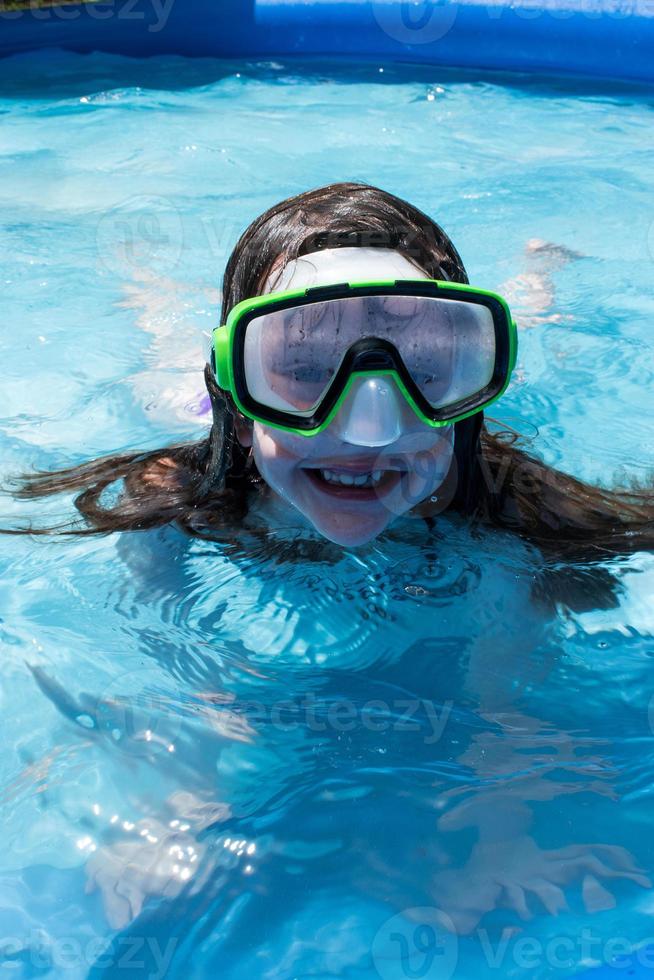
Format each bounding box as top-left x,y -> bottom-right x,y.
212,249 -> 517,439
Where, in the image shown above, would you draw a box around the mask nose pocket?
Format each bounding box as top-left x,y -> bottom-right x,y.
329,375 -> 410,447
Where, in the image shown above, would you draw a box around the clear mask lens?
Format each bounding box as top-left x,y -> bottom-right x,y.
243,293 -> 496,417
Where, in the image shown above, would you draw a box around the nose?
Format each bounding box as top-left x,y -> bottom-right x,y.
329,374 -> 414,448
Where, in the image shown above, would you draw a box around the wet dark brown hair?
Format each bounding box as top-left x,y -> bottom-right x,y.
4,182 -> 653,559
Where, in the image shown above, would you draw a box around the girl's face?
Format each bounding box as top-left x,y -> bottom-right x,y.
234,248 -> 455,547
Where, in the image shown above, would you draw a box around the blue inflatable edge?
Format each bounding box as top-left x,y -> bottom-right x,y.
0,0 -> 653,84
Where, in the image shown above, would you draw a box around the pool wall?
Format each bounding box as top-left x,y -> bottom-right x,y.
1,0 -> 653,83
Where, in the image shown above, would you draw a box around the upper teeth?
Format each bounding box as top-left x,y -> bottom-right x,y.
320,469 -> 383,487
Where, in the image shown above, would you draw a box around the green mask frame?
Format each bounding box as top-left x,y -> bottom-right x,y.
212,278 -> 518,437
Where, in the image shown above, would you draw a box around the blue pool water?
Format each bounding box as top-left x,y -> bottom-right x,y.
1,51 -> 654,979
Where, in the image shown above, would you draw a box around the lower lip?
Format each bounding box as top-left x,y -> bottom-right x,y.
302,468 -> 402,500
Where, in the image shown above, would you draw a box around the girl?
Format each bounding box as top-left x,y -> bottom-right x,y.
6,183 -> 652,951
7,180 -> 654,553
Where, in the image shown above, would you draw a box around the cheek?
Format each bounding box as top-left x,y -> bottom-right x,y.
434,432 -> 455,479
434,438 -> 455,485
409,431 -> 455,492
395,428 -> 455,468
254,423 -> 334,467
253,425 -> 305,475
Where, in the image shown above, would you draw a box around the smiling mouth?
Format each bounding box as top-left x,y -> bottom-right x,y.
301,464 -> 405,500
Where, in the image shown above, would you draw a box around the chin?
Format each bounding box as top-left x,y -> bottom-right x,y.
311,515 -> 389,548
